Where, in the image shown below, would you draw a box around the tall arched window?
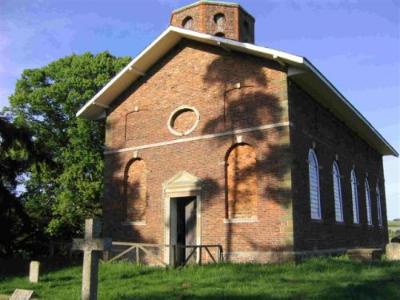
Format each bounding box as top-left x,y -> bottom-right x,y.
350,169 -> 360,224
376,184 -> 383,227
125,159 -> 147,222
364,178 -> 372,225
308,149 -> 321,220
332,161 -> 344,222
226,144 -> 257,219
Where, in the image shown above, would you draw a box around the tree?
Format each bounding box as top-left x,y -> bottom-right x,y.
5,52 -> 131,242
0,114 -> 47,256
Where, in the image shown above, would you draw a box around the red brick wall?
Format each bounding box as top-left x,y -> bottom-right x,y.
288,80 -> 389,251
170,2 -> 255,43
103,40 -> 292,261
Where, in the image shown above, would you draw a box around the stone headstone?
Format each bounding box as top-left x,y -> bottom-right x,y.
386,243 -> 400,260
72,218 -> 112,300
29,261 -> 40,283
10,289 -> 34,300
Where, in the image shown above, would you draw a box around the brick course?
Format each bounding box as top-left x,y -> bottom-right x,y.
170,2 -> 254,43
103,40 -> 292,261
288,81 -> 388,251
101,4 -> 389,263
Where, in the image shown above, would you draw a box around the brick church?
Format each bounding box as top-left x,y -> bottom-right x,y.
77,1 -> 398,263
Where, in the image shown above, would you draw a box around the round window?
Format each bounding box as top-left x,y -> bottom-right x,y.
168,106 -> 200,136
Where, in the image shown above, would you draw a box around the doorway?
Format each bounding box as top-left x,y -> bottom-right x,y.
163,171 -> 202,265
172,196 -> 197,265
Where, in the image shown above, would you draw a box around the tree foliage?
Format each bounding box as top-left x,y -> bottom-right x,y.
0,114 -> 47,256
4,52 -> 130,243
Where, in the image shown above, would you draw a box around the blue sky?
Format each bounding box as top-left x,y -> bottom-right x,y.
1,0 -> 399,219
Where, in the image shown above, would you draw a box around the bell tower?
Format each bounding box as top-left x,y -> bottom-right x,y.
170,1 -> 255,43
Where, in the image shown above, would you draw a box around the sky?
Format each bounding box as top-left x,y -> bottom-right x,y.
0,0 -> 399,219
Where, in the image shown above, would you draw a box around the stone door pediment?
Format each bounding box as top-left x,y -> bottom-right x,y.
163,171 -> 201,194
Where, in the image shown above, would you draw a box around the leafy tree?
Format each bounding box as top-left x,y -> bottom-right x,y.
0,114 -> 46,256
5,52 -> 131,242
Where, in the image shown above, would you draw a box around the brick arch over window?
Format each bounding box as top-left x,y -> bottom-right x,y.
226,143 -> 257,219
124,158 -> 147,222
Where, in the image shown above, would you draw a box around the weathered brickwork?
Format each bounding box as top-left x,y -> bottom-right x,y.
170,2 -> 254,43
226,144 -> 258,219
288,81 -> 389,251
171,109 -> 197,134
125,159 -> 147,222
103,39 -> 292,262
102,40 -> 389,263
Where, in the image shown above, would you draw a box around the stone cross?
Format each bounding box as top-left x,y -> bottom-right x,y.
29,261 -> 40,283
72,218 -> 112,300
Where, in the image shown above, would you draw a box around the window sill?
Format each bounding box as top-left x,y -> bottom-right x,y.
310,218 -> 323,224
121,221 -> 146,226
224,217 -> 258,224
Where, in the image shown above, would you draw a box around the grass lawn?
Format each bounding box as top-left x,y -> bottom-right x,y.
0,256 -> 399,299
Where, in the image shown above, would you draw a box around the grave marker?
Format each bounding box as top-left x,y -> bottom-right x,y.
29,261 -> 40,283
72,218 -> 112,300
386,243 -> 400,260
10,289 -> 34,300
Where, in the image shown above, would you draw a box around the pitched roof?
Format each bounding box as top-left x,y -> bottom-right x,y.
76,26 -> 398,157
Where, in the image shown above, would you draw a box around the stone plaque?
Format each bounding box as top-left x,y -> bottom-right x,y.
10,289 -> 34,300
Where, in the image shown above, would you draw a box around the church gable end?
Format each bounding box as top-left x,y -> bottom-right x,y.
105,39 -> 287,151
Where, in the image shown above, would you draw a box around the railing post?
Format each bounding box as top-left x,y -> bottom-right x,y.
170,244 -> 176,268
103,250 -> 109,262
136,247 -> 139,265
199,246 -> 202,265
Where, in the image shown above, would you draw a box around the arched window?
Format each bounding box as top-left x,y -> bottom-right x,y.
332,161 -> 343,222
226,144 -> 257,219
350,169 -> 360,224
364,178 -> 372,225
182,16 -> 193,29
308,149 -> 321,220
376,184 -> 383,227
125,159 -> 147,222
213,13 -> 226,27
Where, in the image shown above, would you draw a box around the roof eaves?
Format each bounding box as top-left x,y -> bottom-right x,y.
303,58 -> 398,157
76,27 -> 176,118
75,26 -> 398,157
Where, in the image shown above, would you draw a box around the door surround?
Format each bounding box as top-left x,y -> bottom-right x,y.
163,171 -> 202,265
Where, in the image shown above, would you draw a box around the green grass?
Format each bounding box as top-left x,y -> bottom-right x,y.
1,257 -> 399,299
